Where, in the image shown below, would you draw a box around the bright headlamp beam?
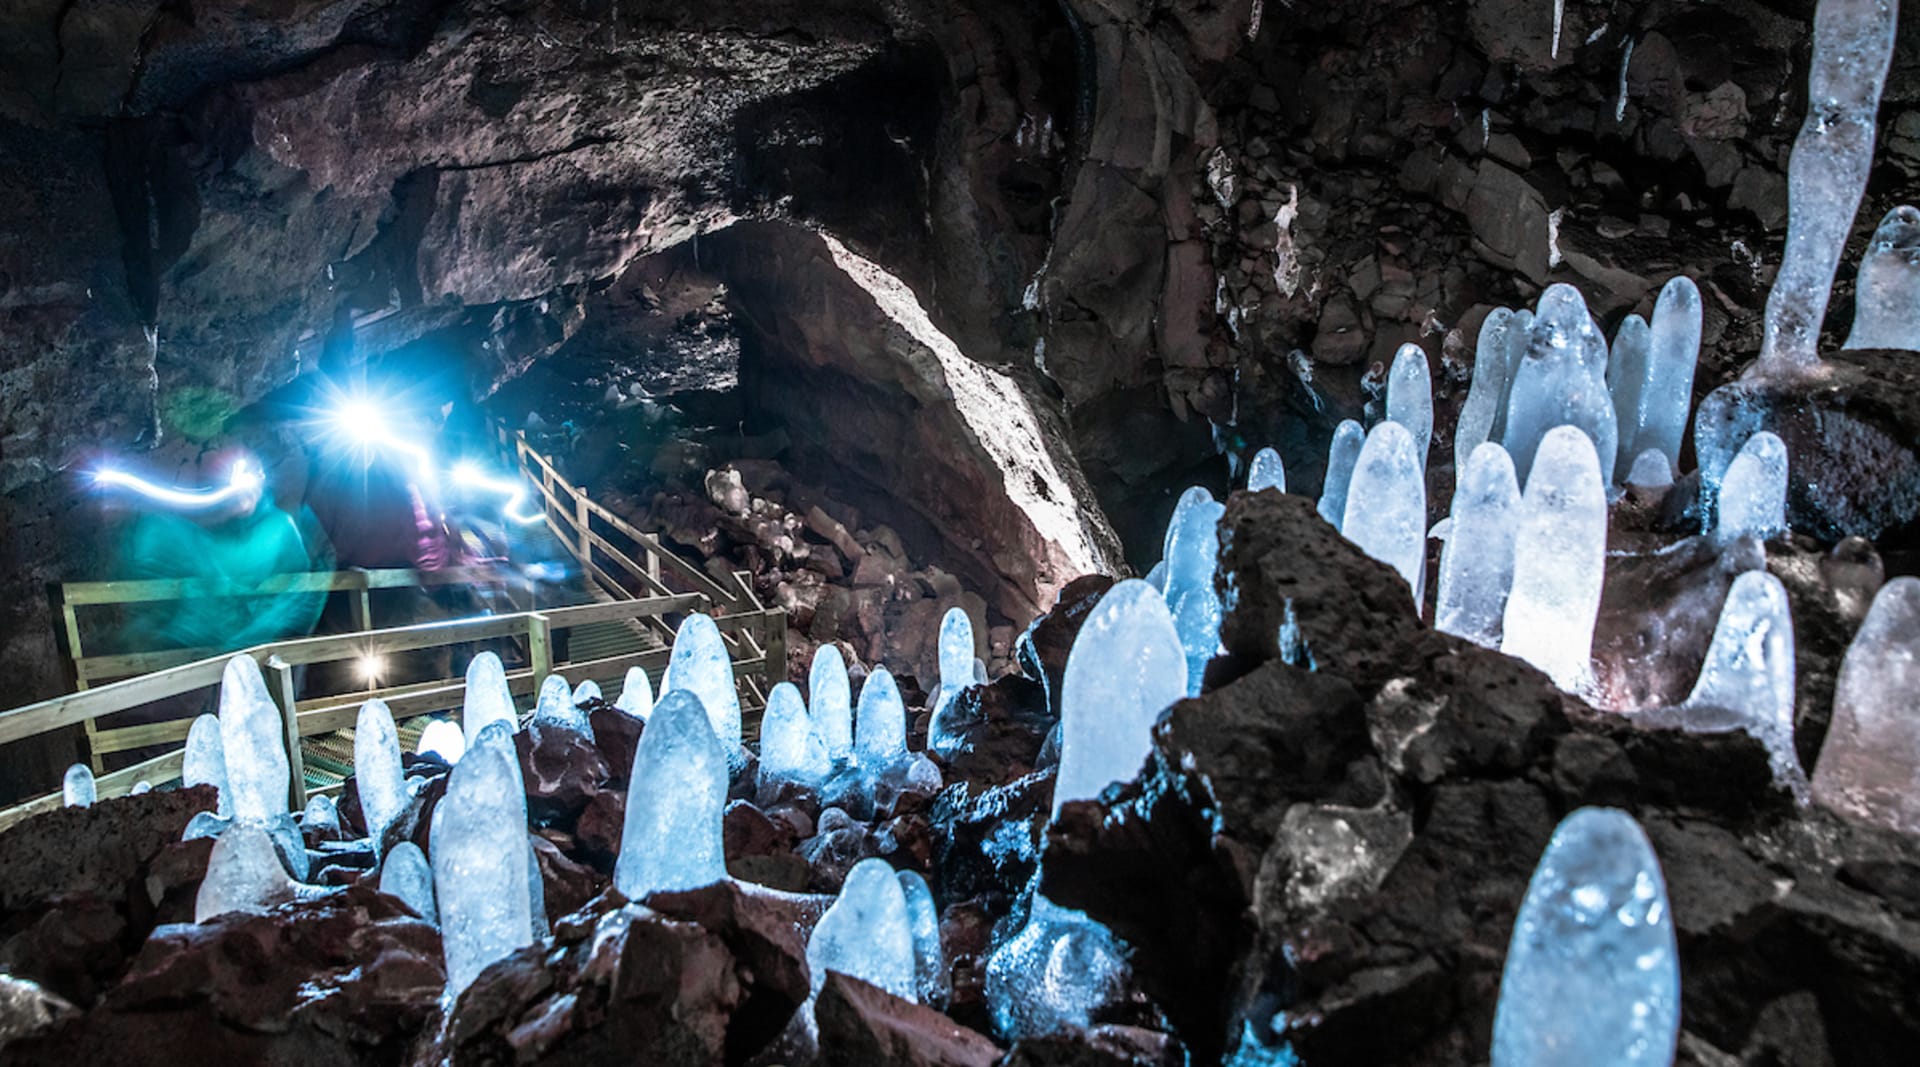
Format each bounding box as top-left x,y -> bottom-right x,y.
92,461 -> 263,510
450,462 -> 546,525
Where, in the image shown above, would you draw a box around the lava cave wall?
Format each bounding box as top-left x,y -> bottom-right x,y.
3,0 -> 1920,789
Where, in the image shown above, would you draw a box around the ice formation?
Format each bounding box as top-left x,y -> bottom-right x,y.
1491,807 -> 1679,1066
806,857 -> 916,1000
1456,309 -> 1516,473
985,901 -> 1130,1039
1845,205 -> 1920,351
854,668 -> 909,778
1810,576 -> 1920,835
928,607 -> 977,755
1625,448 -> 1675,490
1605,314 -> 1650,478
1633,276 -> 1702,470
1053,579 -> 1190,814
218,654 -> 290,823
1386,342 -> 1434,464
1503,284 -> 1618,487
532,672 -> 593,739
302,794 -> 340,837
381,841 -> 437,924
662,613 -> 743,747
1495,308 -> 1536,437
1318,419 -> 1365,529
195,822 -> 296,922
431,727 -> 533,996
462,651 -> 518,743
1434,443 -> 1520,648
1161,486 -> 1226,696
355,698 -> 408,847
898,869 -> 949,1005
62,763 -> 94,808
1757,0 -> 1898,374
416,719 -> 466,763
1716,431 -> 1788,543
615,666 -> 654,719
572,679 -> 602,705
809,644 -> 854,761
1501,426 -> 1607,692
1341,421 -> 1427,603
183,713 -> 230,817
1671,570 -> 1806,793
613,689 -> 728,900
757,682 -> 832,793
1247,446 -> 1286,492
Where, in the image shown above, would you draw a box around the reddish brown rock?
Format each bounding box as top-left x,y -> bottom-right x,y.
814,971 -> 1002,1067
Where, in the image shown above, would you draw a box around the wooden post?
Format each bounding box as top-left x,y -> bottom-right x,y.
267,655 -> 308,810
645,533 -> 663,585
351,587 -> 373,632
528,613 -> 552,692
763,608 -> 788,687
58,594 -> 107,773
575,494 -> 592,578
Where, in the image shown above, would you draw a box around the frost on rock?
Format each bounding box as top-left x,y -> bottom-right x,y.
806,857 -> 916,1001
1658,570 -> 1807,795
1502,284 -> 1619,487
1716,431 -> 1789,543
432,727 -> 533,997
758,682 -> 832,794
462,652 -> 518,744
1757,0 -> 1898,374
898,869 -> 950,1005
1492,808 -> 1679,1067
355,698 -> 408,847
532,672 -> 593,740
663,613 -> 743,748
1501,426 -> 1608,693
1161,486 -> 1226,696
381,841 -> 437,924
854,668 -> 910,782
809,644 -> 854,762
1605,314 -> 1651,479
1456,308 -> 1516,475
62,764 -> 94,808
1845,205 -> 1920,351
1634,276 -> 1702,469
1386,342 -> 1434,465
1435,442 -> 1521,648
614,690 -> 728,901
1811,576 -> 1920,835
928,607 -> 978,756
984,898 -> 1130,1040
615,666 -> 654,720
183,713 -> 230,817
1318,419 -> 1366,530
1341,421 -> 1427,604
218,655 -> 290,823
1247,447 -> 1286,493
195,822 -> 296,923
1054,579 -> 1189,814
417,719 -> 466,763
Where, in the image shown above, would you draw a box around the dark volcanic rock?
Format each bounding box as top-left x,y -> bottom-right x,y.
932,674 -> 1056,792
1016,575 -> 1118,714
518,722 -> 614,825
813,971 -> 1003,1067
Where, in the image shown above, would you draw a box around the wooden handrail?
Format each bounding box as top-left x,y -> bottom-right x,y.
59,564 -> 510,607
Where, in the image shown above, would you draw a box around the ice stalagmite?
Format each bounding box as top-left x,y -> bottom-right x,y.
1456,309 -> 1516,474
663,613 -> 743,748
615,666 -> 653,720
432,728 -> 533,997
614,690 -> 728,900
532,673 -> 593,740
572,679 -> 602,705
1502,427 -> 1608,693
758,682 -> 832,793
1247,447 -> 1286,492
1757,0 -> 1898,375
1716,431 -> 1789,543
219,655 -> 289,823
1503,284 -> 1618,487
1633,276 -> 1702,471
417,719 -> 466,763
355,699 -> 408,848
1161,486 -> 1225,696
899,870 -> 949,1005
62,764 -> 94,808
1495,308 -> 1536,442
1342,421 -> 1427,604
381,841 -> 436,924
1435,443 -> 1520,648
1318,419 -> 1365,529
183,713 -> 230,817
1386,342 -> 1434,464
1625,449 -> 1675,490
854,668 -> 909,778
1811,576 -> 1920,834
808,857 -> 917,1001
810,644 -> 854,762
462,651 -> 518,744
1672,570 -> 1806,794
1845,205 -> 1920,351
1606,314 -> 1651,479
1491,808 -> 1679,1067
196,822 -> 296,922
303,794 -> 341,837
928,607 -> 977,755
